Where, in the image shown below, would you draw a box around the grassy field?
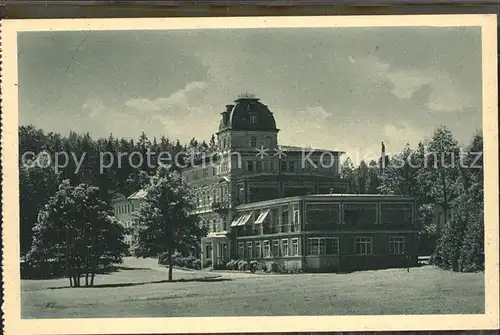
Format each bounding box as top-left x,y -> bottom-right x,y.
21,259 -> 484,318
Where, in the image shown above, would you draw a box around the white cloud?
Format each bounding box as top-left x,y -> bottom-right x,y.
351,55 -> 474,113
383,122 -> 427,154
386,69 -> 433,99
82,99 -> 108,118
124,81 -> 208,112
426,75 -> 473,112
274,105 -> 338,149
124,98 -> 162,112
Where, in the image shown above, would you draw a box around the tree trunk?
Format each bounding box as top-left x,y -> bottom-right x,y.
85,272 -> 89,287
168,250 -> 173,281
440,171 -> 448,227
68,268 -> 73,287
90,258 -> 97,287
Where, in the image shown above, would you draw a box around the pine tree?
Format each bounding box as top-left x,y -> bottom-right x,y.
432,130 -> 484,272
19,164 -> 59,257
378,144 -> 420,196
417,126 -> 462,229
365,160 -> 380,194
355,160 -> 369,194
457,131 -> 484,271
209,134 -> 216,151
340,157 -> 355,193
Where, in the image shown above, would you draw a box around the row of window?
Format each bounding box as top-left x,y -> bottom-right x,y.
201,218 -> 225,233
237,236 -> 406,259
238,238 -> 300,259
186,166 -> 217,182
232,202 -> 413,230
307,203 -> 413,226
114,203 -> 134,215
245,160 -> 337,173
185,156 -> 338,180
195,185 -> 229,208
219,135 -> 274,150
231,203 -> 300,228
184,160 -> 232,182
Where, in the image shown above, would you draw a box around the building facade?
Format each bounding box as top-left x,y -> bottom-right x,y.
220,194 -> 418,272
181,95 -> 356,269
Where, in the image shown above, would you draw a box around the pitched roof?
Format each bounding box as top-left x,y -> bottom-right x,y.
128,189 -> 147,200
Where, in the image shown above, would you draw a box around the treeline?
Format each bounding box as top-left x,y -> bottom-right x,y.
19,125 -> 214,257
341,126 -> 484,272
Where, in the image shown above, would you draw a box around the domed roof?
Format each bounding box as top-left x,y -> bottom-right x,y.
218,95 -> 278,132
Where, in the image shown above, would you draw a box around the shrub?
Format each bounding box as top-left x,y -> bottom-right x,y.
249,260 -> 260,273
458,209 -> 484,272
158,252 -> 201,270
226,260 -> 238,270
284,263 -> 302,274
237,260 -> 249,271
191,259 -> 202,270
266,261 -> 279,273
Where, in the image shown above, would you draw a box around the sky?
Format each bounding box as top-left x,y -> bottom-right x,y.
18,27 -> 482,161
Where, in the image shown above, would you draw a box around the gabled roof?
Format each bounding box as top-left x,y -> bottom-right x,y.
128,189 -> 147,200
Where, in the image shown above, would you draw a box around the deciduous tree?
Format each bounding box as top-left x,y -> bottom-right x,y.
133,166 -> 206,281
27,181 -> 127,286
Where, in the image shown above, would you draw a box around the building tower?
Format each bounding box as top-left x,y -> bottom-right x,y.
216,93 -> 279,152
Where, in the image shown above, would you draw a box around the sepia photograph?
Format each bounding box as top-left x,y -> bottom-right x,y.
1,14 -> 498,334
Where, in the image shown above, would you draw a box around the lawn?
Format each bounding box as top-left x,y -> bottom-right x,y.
21,259 -> 484,318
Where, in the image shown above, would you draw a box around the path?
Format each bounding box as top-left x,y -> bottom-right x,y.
122,257 -> 264,279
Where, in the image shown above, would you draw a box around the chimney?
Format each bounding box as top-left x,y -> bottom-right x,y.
380,141 -> 386,171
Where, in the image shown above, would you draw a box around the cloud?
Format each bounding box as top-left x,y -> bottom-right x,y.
82,99 -> 108,118
352,55 -> 474,113
19,28 -> 482,157
383,122 -> 426,154
124,81 -> 208,112
274,105 -> 339,149
387,69 -> 433,100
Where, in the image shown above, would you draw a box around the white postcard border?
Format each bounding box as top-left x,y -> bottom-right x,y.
1,15 -> 498,334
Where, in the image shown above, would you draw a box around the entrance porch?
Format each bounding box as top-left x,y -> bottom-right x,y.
201,232 -> 231,269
